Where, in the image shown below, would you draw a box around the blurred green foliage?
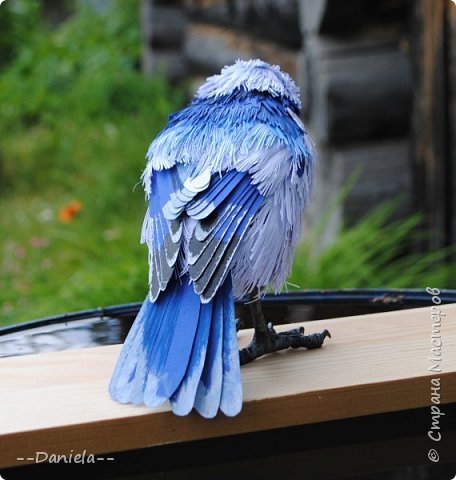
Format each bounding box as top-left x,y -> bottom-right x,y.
289,200 -> 455,290
0,0 -> 42,68
0,0 -> 142,133
0,0 -> 186,324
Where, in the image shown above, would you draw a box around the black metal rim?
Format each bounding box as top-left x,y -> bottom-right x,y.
1,288 -> 455,336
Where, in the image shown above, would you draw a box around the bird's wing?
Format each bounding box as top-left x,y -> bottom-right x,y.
185,171 -> 265,303
141,90 -> 313,303
143,165 -> 264,303
141,166 -> 211,301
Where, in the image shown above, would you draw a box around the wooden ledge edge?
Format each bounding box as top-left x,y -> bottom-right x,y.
1,371 -> 455,469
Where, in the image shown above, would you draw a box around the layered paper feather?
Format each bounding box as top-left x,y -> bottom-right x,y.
110,59 -> 315,418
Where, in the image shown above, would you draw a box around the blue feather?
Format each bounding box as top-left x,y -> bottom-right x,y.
199,192 -> 264,302
144,278 -> 201,405
168,90 -> 299,134
186,170 -> 246,219
193,292 -> 224,418
220,277 -> 242,416
170,300 -> 212,416
142,168 -> 184,300
188,179 -> 264,301
191,177 -> 255,246
188,186 -> 258,281
109,299 -> 154,404
109,274 -> 243,417
145,87 -> 312,175
109,277 -> 201,408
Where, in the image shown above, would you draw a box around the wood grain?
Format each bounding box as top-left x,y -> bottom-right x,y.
0,304 -> 455,469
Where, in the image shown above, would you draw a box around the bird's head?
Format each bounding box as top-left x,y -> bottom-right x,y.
195,59 -> 301,110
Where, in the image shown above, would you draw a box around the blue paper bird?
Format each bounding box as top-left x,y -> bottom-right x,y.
109,59 -> 330,418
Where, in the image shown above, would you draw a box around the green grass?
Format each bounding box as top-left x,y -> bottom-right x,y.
0,106 -> 184,325
288,200 -> 456,291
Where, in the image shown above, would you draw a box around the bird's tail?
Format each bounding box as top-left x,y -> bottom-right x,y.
109,274 -> 242,418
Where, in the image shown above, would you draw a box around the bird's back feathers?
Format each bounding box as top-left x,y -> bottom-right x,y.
141,60 -> 315,301
111,59 -> 315,418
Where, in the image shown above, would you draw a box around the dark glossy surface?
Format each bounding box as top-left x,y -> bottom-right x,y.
1,289 -> 455,358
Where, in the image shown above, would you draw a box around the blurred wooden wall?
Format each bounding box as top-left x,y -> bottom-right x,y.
412,0 -> 456,250
140,0 -> 456,252
451,2 -> 456,250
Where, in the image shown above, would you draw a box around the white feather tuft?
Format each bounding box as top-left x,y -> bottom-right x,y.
196,59 -> 301,109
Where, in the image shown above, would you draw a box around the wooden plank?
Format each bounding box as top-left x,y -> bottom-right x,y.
299,0 -> 409,36
309,140 -> 413,244
187,0 -> 301,48
306,44 -> 412,144
140,0 -> 188,81
184,23 -> 299,77
0,304 -> 455,469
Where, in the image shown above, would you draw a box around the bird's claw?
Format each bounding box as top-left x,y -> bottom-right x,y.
239,323 -> 331,365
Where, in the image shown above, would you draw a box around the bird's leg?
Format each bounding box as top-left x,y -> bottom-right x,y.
239,288 -> 331,365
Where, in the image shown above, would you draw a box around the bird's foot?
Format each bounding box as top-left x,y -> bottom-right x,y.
239,323 -> 331,366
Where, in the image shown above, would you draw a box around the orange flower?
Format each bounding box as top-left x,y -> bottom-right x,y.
58,200 -> 83,223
